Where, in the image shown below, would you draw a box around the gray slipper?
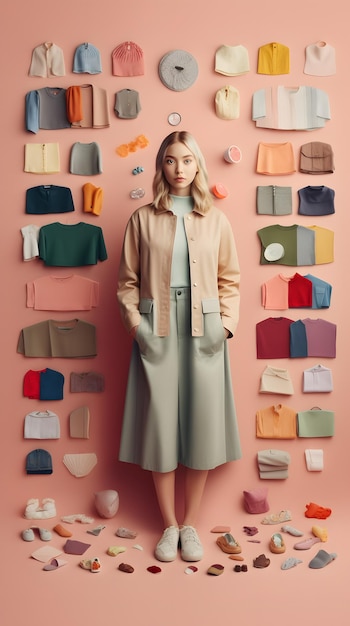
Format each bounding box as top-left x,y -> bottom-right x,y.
308,549 -> 337,569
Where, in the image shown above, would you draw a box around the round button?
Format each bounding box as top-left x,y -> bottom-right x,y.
168,112 -> 181,126
212,183 -> 228,199
264,243 -> 285,262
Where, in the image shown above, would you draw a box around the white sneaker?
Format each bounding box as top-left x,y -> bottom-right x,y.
180,526 -> 203,562
154,526 -> 180,562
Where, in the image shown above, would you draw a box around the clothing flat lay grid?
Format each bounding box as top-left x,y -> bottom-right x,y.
14,31 -> 340,586
250,33 -> 338,554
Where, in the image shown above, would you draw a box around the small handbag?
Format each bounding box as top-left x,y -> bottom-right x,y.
299,141 -> 335,174
297,407 -> 334,437
260,366 -> 294,395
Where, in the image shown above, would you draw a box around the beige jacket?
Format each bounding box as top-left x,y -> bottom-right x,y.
117,202 -> 240,337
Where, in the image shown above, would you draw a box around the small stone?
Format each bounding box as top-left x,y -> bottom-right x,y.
147,565 -> 162,574
243,526 -> 259,536
107,545 -> 127,556
53,524 -> 72,538
87,525 -> 106,536
228,554 -> 244,561
207,563 -> 224,576
90,557 -> 101,572
118,562 -> 134,573
253,554 -> 270,569
185,565 -> 198,575
210,525 -> 231,533
132,544 -> 143,551
116,527 -> 138,539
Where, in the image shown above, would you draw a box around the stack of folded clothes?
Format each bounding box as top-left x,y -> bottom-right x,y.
257,449 -> 291,479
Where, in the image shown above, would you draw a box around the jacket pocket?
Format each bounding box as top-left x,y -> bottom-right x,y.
199,298 -> 225,355
139,298 -> 154,314
202,298 -> 221,314
136,298 -> 155,351
314,286 -> 326,308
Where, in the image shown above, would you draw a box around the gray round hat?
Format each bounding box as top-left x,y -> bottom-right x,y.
158,50 -> 198,91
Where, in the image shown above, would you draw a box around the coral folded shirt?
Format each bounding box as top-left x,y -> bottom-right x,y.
26,275 -> 100,311
262,273 -> 313,309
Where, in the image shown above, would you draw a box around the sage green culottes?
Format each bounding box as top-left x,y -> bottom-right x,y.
118,288 -> 241,473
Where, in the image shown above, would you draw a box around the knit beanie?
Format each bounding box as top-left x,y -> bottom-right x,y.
26,449 -> 53,474
215,45 -> 250,76
73,43 -> 102,74
112,41 -> 144,76
304,42 -> 336,76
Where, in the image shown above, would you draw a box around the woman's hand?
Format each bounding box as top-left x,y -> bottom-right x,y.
130,326 -> 139,339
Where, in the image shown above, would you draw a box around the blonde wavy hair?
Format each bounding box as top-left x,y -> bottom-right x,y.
152,131 -> 213,213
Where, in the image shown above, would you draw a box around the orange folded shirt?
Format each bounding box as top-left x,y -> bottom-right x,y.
256,404 -> 297,439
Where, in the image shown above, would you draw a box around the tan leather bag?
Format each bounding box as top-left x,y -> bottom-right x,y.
299,141 -> 335,174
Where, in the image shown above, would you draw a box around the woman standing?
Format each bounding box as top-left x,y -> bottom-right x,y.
117,131 -> 241,562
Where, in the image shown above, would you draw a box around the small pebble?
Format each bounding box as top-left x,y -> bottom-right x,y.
116,527 -> 138,539
91,557 -> 101,572
243,526 -> 259,536
207,563 -> 224,576
132,544 -> 143,551
234,564 -> 248,572
107,546 -> 127,556
118,562 -> 134,573
210,525 -> 231,533
147,565 -> 162,574
87,525 -> 106,536
228,554 -> 244,561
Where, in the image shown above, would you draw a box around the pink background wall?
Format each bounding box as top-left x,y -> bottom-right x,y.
2,0 -> 348,623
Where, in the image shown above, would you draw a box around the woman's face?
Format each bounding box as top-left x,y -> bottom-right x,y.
162,141 -> 198,196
